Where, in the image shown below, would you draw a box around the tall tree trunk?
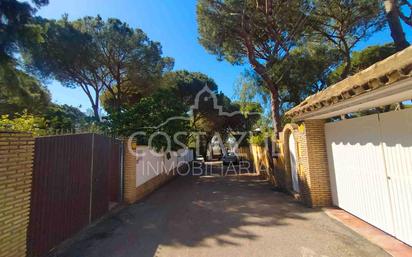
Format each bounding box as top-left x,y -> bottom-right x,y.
241,33 -> 281,135
94,89 -> 101,122
269,88 -> 281,135
384,0 -> 410,51
91,104 -> 100,122
340,42 -> 352,80
200,134 -> 213,161
341,55 -> 351,80
80,85 -> 101,122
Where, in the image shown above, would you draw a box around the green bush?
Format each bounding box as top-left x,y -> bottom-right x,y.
0,111 -> 47,136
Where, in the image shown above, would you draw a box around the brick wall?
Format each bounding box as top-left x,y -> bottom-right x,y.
303,120 -> 332,207
275,121 -> 332,207
295,128 -> 312,204
123,141 -> 138,204
0,131 -> 34,257
122,141 -> 177,204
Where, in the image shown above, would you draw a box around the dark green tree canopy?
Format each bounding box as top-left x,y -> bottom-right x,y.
162,70 -> 218,107
43,104 -> 87,131
234,44 -> 397,125
197,0 -> 388,133
23,17 -> 103,119
190,89 -> 262,157
24,17 -> 97,84
328,43 -> 397,84
107,89 -> 189,150
0,0 -> 49,109
309,0 -> 386,78
24,16 -> 173,119
197,0 -> 310,132
0,0 -> 48,62
276,44 -> 339,110
197,0 -> 308,66
77,16 -> 174,112
0,69 -> 51,115
235,44 -> 339,125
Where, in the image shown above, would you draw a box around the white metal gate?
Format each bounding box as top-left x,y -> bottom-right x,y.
325,108 -> 412,246
289,134 -> 300,192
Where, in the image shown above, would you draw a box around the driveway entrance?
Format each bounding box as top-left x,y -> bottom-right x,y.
54,162 -> 388,257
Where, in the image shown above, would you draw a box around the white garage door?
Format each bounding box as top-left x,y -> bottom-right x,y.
325,108 -> 412,246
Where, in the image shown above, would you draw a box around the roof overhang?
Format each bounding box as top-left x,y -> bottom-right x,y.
292,77 -> 412,121
286,46 -> 412,121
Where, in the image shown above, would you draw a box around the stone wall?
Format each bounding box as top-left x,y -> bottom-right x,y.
0,131 -> 34,257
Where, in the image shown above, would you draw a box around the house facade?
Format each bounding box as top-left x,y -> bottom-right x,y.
274,46 -> 412,246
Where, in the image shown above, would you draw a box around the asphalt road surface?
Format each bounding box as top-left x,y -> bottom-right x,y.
53,162 -> 389,257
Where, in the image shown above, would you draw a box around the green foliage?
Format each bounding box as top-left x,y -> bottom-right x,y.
23,16 -> 103,119
43,104 -> 87,131
191,89 -> 262,156
0,111 -> 47,136
193,92 -> 249,134
233,99 -> 274,147
161,70 -> 218,107
310,0 -> 386,79
238,101 -> 262,117
24,16 -> 173,119
235,70 -> 270,109
197,0 -> 308,66
74,16 -> 174,113
0,68 -> 51,115
249,133 -> 266,146
24,17 -> 96,85
328,43 -> 398,84
141,70 -> 262,154
276,44 -> 339,111
249,126 -> 274,147
107,89 -> 189,151
0,0 -> 48,62
0,0 -> 48,99
235,44 -> 338,126
197,0 -> 387,131
237,44 -> 397,126
0,103 -> 91,135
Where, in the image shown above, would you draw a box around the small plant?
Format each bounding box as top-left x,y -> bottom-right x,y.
249,126 -> 275,147
0,111 -> 47,136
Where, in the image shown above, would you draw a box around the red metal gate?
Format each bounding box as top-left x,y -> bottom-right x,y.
90,134 -> 122,220
28,134 -> 122,257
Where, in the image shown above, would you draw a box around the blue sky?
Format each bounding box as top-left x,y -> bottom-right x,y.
37,0 -> 412,113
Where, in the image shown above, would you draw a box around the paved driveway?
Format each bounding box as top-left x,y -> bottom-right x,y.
54,163 -> 389,257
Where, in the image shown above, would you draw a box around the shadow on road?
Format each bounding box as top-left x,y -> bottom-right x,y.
52,162 -> 389,257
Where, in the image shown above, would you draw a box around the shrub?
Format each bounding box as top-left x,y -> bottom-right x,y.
0,111 -> 47,136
